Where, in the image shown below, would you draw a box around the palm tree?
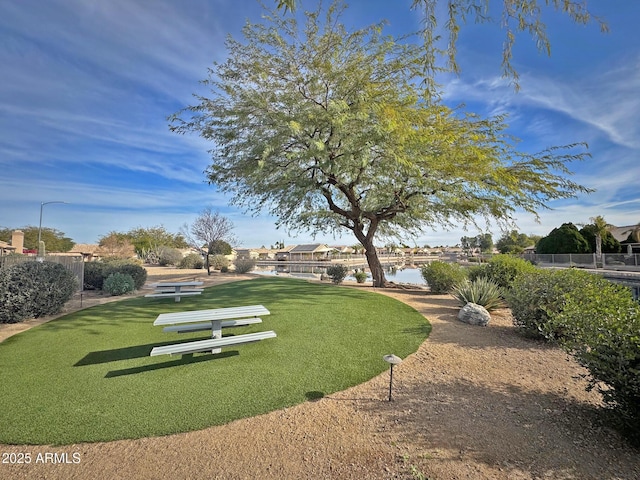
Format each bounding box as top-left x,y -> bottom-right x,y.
590,215 -> 613,259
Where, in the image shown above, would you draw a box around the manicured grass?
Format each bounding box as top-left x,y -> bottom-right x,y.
0,277 -> 430,445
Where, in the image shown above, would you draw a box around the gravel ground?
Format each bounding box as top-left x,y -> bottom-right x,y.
1,267 -> 638,479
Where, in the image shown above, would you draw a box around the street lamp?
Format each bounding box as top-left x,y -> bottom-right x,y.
38,201 -> 69,258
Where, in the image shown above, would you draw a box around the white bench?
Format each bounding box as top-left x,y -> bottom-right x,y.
151,305 -> 272,355
153,305 -> 270,326
144,291 -> 202,301
162,317 -> 263,334
145,281 -> 204,302
153,288 -> 204,294
150,331 -> 277,356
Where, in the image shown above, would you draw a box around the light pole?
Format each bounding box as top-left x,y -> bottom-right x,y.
38,201 -> 69,258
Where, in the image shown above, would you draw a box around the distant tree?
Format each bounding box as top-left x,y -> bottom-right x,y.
579,217 -> 620,254
351,243 -> 365,254
460,236 -> 473,255
478,233 -> 493,253
536,223 -> 590,254
0,226 -> 73,253
171,2 -> 591,286
181,208 -> 237,275
273,0 -> 607,90
209,240 -> 233,255
126,226 -> 187,263
496,230 -> 536,254
461,233 -> 492,254
97,231 -> 136,258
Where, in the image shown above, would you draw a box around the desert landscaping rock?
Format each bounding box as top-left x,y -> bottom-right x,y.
457,302 -> 491,326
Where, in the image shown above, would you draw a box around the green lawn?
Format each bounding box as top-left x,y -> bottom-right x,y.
0,277 -> 430,445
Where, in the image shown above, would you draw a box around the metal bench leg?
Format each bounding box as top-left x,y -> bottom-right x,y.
210,320 -> 222,354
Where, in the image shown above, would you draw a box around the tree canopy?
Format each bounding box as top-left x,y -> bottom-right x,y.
461,233 -> 493,254
579,216 -> 620,254
495,230 -> 538,254
97,231 -> 136,259
171,1 -> 591,286
274,0 -> 607,89
536,222 -> 590,254
0,226 -> 74,253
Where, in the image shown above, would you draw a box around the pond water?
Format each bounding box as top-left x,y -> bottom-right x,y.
253,264 -> 425,285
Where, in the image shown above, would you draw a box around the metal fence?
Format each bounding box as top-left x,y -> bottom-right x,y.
0,255 -> 85,291
523,253 -> 640,271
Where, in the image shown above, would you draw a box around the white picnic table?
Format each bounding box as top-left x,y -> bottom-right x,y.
150,304 -> 275,356
144,281 -> 204,302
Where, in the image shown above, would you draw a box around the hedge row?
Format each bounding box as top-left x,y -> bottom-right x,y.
84,261 -> 147,291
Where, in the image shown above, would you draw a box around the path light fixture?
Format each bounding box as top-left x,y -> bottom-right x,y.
383,354 -> 403,402
38,201 -> 69,258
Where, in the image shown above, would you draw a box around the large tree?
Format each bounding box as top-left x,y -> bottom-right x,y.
171,1 -> 591,287
274,0 -> 607,89
536,222 -> 590,254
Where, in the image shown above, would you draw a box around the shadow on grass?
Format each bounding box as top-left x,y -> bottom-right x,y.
75,332 -> 245,366
305,390 -> 325,401
74,342 -> 169,366
105,351 -> 239,378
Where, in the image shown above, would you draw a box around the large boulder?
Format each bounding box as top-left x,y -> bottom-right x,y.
458,302 -> 491,326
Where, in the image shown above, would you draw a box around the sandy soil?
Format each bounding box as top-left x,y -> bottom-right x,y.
1,267 -> 638,479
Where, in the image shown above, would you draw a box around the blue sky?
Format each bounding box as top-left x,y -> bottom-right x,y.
1,0 -> 638,248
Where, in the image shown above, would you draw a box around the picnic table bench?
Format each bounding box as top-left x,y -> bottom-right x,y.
150,304 -> 275,356
144,281 -> 204,302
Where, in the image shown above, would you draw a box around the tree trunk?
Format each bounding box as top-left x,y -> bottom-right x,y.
361,238 -> 388,287
205,247 -> 212,276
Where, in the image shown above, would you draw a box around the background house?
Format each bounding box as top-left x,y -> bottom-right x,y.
234,248 -> 260,260
275,245 -> 296,261
288,244 -> 331,261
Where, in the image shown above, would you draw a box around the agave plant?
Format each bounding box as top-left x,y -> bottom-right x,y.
451,277 -> 505,312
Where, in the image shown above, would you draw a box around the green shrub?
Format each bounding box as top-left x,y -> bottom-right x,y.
83,261 -> 105,290
0,261 -> 77,323
326,264 -> 349,284
179,253 -> 204,269
469,254 -> 536,289
103,273 -> 135,296
101,257 -> 143,267
220,265 -> 229,273
158,247 -> 183,266
451,277 -> 505,311
508,269 -> 608,339
551,281 -> 640,444
103,263 -> 147,290
233,258 -> 256,274
420,261 -> 467,294
210,254 -> 230,270
354,270 -> 368,284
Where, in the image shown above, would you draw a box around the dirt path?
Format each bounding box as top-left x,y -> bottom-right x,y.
1,269 -> 638,479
